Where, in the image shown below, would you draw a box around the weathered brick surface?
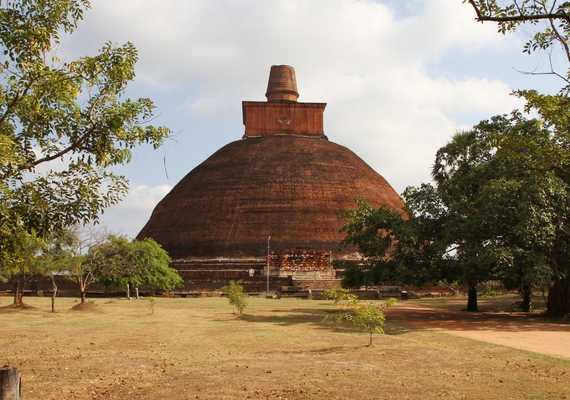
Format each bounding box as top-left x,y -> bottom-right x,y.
137,135 -> 405,259
269,249 -> 331,273
242,101 -> 326,137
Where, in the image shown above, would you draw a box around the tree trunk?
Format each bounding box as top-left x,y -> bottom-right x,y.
520,284 -> 532,312
126,283 -> 131,300
466,284 -> 478,312
50,275 -> 58,313
77,276 -> 87,304
0,366 -> 21,400
13,280 -> 23,307
12,281 -> 18,306
135,287 -> 139,300
547,277 -> 570,317
368,331 -> 373,347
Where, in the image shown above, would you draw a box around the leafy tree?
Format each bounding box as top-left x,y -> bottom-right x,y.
0,228 -> 45,306
39,229 -> 80,312
343,194 -> 457,304
345,111 -> 569,313
465,1 -> 570,316
434,113 -> 569,312
0,0 -> 170,274
350,303 -> 386,347
87,235 -> 181,300
340,299 -> 397,346
129,238 -> 182,295
86,235 -> 136,299
341,264 -> 367,289
223,280 -> 247,315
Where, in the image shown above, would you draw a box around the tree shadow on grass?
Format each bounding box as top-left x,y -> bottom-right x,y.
0,303 -> 39,313
387,307 -> 570,332
235,308 -> 411,336
270,344 -> 368,355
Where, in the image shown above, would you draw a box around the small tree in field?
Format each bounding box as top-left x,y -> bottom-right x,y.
147,297 -> 156,315
223,281 -> 247,316
341,299 -> 397,346
351,303 -> 386,346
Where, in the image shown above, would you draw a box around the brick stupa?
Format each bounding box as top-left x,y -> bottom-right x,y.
138,65 -> 405,291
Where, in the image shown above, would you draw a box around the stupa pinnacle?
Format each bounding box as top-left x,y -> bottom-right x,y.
265,65 -> 299,102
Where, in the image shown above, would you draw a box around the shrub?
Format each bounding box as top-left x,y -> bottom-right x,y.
323,288 -> 357,306
341,298 -> 397,346
341,264 -> 367,288
148,297 -> 156,315
223,281 -> 247,315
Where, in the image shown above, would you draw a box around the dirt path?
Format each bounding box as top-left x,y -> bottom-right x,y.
387,305 -> 570,359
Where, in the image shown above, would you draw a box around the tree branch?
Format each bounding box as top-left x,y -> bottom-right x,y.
0,80 -> 34,127
548,16 -> 570,63
16,124 -> 98,173
467,0 -> 570,23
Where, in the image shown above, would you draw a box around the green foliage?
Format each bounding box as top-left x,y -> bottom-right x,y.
343,196 -> 450,288
341,264 -> 367,288
322,288 -> 358,306
0,0 -> 170,271
147,297 -> 156,315
130,239 -> 182,291
223,280 -> 247,315
0,228 -> 45,283
344,108 -> 570,313
87,236 -> 181,292
340,299 -> 396,346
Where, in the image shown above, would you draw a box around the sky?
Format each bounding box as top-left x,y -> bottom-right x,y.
57,0 -> 562,237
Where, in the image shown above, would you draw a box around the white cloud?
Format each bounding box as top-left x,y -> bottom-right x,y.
98,184 -> 172,237
59,0 -> 522,229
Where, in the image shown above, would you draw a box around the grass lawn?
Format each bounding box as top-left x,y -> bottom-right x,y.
1,296 -> 569,400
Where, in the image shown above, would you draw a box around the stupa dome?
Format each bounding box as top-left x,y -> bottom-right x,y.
137,65 -> 404,289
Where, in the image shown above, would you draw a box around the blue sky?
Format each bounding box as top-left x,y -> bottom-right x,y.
57,0 -> 561,236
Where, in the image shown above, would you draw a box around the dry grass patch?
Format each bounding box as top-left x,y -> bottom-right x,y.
0,296 -> 568,399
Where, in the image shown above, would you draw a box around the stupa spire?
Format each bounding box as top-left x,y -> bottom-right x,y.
265,65 -> 299,102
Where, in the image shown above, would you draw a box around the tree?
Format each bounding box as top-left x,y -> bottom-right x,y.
87,235 -> 182,300
39,229 -> 80,312
434,113 -> 568,312
129,238 -> 182,296
83,235 -> 134,301
223,281 -> 247,315
350,303 -> 387,347
465,1 -> 570,316
0,0 -> 170,276
344,111 -> 569,313
0,228 -> 45,306
338,299 -> 397,346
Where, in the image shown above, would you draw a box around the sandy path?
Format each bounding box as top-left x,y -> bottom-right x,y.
387,306 -> 570,359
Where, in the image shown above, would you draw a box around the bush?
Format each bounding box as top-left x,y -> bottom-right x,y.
323,288 -> 357,305
341,264 -> 367,288
223,281 -> 247,315
340,298 -> 397,346
147,297 -> 156,315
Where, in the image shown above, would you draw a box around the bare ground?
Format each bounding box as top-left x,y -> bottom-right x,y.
388,297 -> 570,359
0,295 -> 569,400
